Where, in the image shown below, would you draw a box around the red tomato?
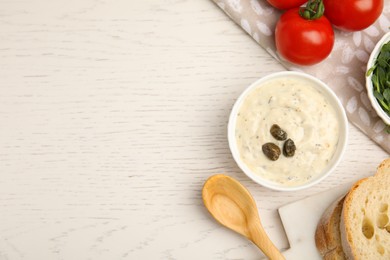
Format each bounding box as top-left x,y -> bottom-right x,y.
323,0 -> 383,31
266,0 -> 308,10
275,7 -> 334,66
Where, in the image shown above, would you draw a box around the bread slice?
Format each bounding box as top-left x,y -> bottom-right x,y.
340,158 -> 390,259
315,195 -> 346,260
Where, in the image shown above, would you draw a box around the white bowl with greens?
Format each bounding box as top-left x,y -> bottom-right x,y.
366,32 -> 390,125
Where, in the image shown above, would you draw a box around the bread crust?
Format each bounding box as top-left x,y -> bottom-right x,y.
315,195 -> 346,260
315,158 -> 390,259
340,158 -> 390,260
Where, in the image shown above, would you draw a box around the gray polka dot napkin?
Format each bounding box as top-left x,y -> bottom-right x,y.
212,0 -> 390,153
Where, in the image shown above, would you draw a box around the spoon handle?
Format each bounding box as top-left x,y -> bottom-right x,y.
249,220 -> 285,260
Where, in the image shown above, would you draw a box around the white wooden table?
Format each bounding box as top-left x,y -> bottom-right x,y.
0,1 -> 388,259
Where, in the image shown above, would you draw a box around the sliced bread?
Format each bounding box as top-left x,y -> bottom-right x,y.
315,195 -> 346,260
340,158 -> 390,259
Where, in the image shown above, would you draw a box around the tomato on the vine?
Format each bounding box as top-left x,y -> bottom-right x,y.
266,0 -> 307,10
323,0 -> 383,31
275,0 -> 334,66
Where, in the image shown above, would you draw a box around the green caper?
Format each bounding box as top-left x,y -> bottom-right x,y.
262,142 -> 281,161
270,124 -> 287,141
283,138 -> 296,157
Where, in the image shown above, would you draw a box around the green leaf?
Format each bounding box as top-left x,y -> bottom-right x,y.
374,90 -> 384,102
384,88 -> 390,103
366,65 -> 376,76
372,74 -> 380,92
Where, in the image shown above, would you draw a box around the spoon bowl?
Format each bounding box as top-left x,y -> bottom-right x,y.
202,174 -> 285,260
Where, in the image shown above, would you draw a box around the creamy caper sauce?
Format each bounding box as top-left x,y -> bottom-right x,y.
235,76 -> 339,187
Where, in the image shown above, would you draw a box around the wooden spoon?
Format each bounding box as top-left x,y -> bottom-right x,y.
202,174 -> 285,260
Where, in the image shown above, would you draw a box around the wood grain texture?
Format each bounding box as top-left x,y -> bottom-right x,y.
0,0 -> 388,259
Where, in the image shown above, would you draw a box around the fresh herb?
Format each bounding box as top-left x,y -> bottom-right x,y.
367,42 -> 390,118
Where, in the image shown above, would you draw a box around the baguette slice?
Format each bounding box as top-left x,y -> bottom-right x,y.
315,195 -> 346,260
340,158 -> 390,260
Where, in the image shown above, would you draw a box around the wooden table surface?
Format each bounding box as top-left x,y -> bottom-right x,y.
0,1 -> 388,259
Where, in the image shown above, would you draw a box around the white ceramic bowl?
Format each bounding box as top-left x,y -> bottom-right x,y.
366,32 -> 390,125
228,71 -> 348,191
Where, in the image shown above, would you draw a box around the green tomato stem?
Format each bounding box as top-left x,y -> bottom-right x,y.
299,0 -> 325,20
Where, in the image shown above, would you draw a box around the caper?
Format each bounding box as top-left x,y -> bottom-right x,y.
270,124 -> 287,141
262,142 -> 281,161
283,138 -> 296,157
